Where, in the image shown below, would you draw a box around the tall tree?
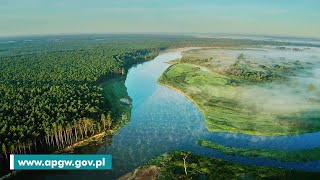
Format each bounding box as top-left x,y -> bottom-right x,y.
106,111 -> 112,130
2,144 -> 7,159
101,114 -> 106,131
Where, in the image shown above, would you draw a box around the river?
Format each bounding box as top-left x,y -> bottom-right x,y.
15,48 -> 320,179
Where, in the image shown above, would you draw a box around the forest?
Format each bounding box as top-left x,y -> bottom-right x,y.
1,35 -> 318,161
0,37 -> 165,161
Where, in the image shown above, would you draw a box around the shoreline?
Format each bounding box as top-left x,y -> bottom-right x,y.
59,131 -> 107,153
158,81 -> 206,117
158,79 -> 316,137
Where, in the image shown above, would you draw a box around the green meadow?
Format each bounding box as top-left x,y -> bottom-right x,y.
158,48 -> 320,136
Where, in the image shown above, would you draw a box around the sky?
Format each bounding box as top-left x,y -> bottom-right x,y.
0,0 -> 319,38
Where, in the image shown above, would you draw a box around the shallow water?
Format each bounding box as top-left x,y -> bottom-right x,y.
22,48 -> 320,179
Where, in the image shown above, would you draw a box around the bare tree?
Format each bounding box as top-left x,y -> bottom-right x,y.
181,152 -> 190,175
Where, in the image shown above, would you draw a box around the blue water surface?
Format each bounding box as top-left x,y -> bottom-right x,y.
42,48 -> 320,179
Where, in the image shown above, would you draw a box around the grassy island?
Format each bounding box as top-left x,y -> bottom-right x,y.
197,139 -> 320,162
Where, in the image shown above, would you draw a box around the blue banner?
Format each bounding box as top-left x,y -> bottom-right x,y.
10,154 -> 112,170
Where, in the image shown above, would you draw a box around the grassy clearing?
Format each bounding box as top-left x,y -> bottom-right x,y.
159,63 -> 320,136
140,151 -> 320,179
198,139 -> 320,162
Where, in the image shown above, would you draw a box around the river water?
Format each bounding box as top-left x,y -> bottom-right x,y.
17,48 -> 320,179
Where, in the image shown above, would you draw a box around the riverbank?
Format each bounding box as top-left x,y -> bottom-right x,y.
158,81 -> 204,114
59,131 -> 106,153
120,151 -> 320,179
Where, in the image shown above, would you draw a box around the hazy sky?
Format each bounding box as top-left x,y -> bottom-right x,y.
1,0 -> 319,38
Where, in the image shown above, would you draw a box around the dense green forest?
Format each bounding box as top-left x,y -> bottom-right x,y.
1,35 -> 319,160
0,37 -> 166,160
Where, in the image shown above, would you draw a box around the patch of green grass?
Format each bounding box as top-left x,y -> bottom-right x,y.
144,151 -> 320,180
198,139 -> 320,162
159,63 -> 320,136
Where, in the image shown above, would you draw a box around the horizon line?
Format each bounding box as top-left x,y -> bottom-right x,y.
0,32 -> 320,41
